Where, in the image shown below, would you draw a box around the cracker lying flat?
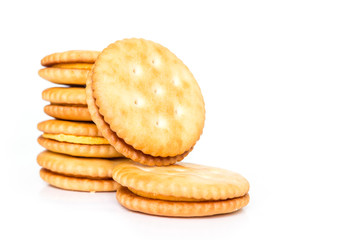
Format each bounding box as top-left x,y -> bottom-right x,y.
39,50 -> 99,85
112,160 -> 249,200
113,160 -> 249,217
89,38 -> 205,159
42,87 -> 86,105
44,104 -> 91,121
38,120 -> 102,137
41,50 -> 100,66
116,186 -> 249,217
40,168 -> 119,192
37,151 -> 123,179
38,68 -> 90,85
38,136 -> 123,158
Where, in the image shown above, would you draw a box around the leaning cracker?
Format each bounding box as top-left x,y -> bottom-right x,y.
37,120 -> 102,137
44,104 -> 91,121
40,168 -> 119,192
38,68 -> 89,85
41,50 -> 100,66
91,38 -> 205,157
116,186 -> 250,217
42,87 -> 86,105
86,73 -> 190,166
37,151 -> 123,179
112,160 -> 250,200
38,136 -> 123,158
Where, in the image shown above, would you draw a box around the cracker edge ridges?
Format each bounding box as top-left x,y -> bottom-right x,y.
116,186 -> 250,217
40,168 -> 119,192
37,136 -> 123,158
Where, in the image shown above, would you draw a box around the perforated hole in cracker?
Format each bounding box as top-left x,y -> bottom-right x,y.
131,65 -> 142,76
174,106 -> 183,116
152,86 -> 163,95
155,118 -> 167,128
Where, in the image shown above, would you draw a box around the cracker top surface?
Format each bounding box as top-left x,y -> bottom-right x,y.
38,119 -> 103,137
92,38 -> 205,157
41,50 -> 100,66
112,160 -> 249,200
42,87 -> 86,105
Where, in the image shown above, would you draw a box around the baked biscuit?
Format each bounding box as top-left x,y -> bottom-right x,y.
86,38 -> 205,165
38,119 -> 102,137
42,86 -> 90,121
38,120 -> 123,158
40,168 -> 119,192
42,87 -> 86,105
113,160 -> 250,217
39,50 -> 99,85
37,137 -> 122,158
37,151 -> 123,179
44,104 -> 91,121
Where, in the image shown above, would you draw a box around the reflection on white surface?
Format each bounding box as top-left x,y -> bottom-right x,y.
38,185 -> 116,205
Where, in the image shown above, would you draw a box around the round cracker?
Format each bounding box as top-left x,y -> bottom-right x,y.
42,87 -> 86,105
86,73 -> 190,166
44,104 -> 91,121
91,38 -> 205,157
40,168 -> 119,192
37,151 -> 123,179
113,160 -> 249,200
38,68 -> 89,85
37,136 -> 123,158
38,120 -> 102,137
41,50 -> 100,66
116,186 -> 249,217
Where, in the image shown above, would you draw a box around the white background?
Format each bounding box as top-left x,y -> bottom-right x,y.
0,0 -> 359,239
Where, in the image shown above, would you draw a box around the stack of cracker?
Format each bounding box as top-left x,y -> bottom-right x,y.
38,40 -> 250,217
37,51 -> 124,192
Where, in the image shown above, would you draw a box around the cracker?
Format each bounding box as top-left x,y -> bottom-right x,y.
38,136 -> 123,158
42,87 -> 86,105
40,168 -> 119,192
37,151 -> 123,179
44,104 -> 91,121
86,73 -> 190,166
41,50 -> 100,66
112,160 -> 249,200
38,68 -> 89,85
37,119 -> 102,137
116,186 -> 250,217
91,38 -> 205,157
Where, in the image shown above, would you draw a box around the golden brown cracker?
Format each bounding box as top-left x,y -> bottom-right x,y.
37,136 -> 123,158
37,151 -> 123,179
116,186 -> 250,217
42,87 -> 86,105
44,104 -> 91,121
91,38 -> 205,157
38,68 -> 89,85
37,120 -> 102,137
112,160 -> 249,200
41,50 -> 100,66
40,168 -> 119,192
